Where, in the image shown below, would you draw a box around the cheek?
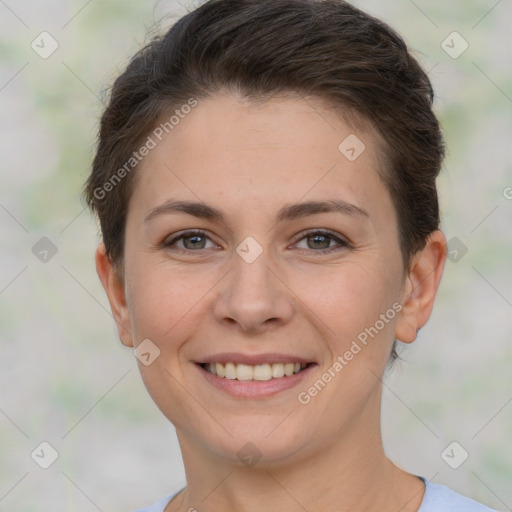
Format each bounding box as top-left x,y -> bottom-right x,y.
124,264 -> 214,427
124,256 -> 215,352
305,265 -> 400,415
299,260 -> 399,340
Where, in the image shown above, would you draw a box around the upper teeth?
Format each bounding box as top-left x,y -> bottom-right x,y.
205,362 -> 307,381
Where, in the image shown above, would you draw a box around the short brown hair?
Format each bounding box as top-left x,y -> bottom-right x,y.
84,0 -> 445,359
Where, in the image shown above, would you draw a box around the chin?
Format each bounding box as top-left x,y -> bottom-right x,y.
202,416 -> 316,468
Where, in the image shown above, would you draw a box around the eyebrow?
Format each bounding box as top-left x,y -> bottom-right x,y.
144,198 -> 369,224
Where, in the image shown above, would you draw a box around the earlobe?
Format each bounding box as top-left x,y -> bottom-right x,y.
395,230 -> 447,343
95,243 -> 134,347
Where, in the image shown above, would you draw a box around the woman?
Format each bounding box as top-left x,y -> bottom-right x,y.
84,0 -> 500,510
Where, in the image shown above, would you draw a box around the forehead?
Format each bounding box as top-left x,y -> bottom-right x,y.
128,93 -> 394,229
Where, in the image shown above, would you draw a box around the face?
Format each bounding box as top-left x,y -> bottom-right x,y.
98,92 -> 445,467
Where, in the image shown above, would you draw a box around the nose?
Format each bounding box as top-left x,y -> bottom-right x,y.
213,244 -> 294,334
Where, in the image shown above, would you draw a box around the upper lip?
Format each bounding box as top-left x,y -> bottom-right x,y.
195,353 -> 315,366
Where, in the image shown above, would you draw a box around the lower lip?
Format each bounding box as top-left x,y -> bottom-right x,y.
195,363 -> 316,398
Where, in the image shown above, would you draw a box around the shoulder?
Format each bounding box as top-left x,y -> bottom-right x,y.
419,479 -> 500,512
129,492 -> 177,512
129,481 -> 501,512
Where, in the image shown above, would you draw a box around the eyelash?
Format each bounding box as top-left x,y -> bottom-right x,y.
163,229 -> 351,255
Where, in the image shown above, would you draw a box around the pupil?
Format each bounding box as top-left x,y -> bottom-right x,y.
310,234 -> 329,249
186,235 -> 204,249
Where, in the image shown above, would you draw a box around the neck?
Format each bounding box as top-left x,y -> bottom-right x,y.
168,387 -> 425,512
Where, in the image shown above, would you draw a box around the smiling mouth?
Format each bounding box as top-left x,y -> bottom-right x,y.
199,362 -> 312,381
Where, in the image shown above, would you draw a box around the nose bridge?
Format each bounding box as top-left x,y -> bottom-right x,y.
214,236 -> 293,332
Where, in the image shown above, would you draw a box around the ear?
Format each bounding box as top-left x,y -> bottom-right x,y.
395,230 -> 447,343
95,243 -> 134,348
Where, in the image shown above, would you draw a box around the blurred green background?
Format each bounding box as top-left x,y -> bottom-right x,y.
0,0 -> 511,510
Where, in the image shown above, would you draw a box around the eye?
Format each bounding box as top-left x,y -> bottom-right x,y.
163,229 -> 351,254
163,230 -> 219,251
293,229 -> 350,254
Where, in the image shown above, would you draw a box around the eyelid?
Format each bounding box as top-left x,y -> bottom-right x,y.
291,229 -> 352,254
163,229 -> 220,249
292,228 -> 351,246
163,228 -> 352,253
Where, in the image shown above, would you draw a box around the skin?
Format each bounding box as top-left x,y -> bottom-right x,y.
96,92 -> 447,512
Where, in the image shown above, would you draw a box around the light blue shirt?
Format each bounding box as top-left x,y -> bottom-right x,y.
131,477 -> 500,511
